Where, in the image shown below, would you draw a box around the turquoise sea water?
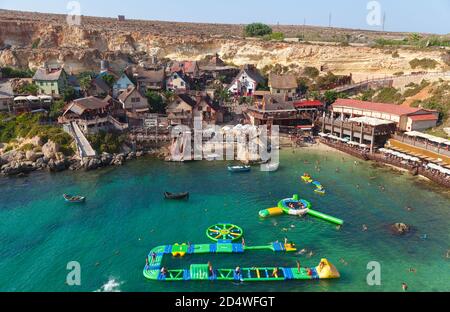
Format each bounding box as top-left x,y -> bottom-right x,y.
0,148 -> 449,292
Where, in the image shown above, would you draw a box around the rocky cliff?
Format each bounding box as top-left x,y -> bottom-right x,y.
0,9 -> 448,80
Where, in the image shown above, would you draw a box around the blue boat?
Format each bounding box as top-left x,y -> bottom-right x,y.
63,194 -> 86,203
227,165 -> 251,173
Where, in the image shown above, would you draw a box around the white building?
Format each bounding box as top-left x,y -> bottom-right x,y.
228,65 -> 265,96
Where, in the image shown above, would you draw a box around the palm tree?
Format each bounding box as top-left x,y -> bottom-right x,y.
79,76 -> 92,96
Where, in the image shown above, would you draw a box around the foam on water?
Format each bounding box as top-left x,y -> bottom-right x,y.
95,278 -> 122,292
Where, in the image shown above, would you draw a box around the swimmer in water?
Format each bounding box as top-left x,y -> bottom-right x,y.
339,258 -> 348,266
362,224 -> 368,232
402,283 -> 408,292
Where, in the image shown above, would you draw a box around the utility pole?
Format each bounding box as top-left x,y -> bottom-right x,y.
328,13 -> 332,28
302,17 -> 306,40
382,12 -> 386,31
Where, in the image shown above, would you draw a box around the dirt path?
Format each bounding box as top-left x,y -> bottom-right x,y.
401,85 -> 433,107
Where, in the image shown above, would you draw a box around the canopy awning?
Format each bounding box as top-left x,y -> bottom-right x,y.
405,131 -> 450,145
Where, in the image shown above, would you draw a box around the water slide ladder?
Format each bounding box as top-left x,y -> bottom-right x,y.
189,264 -> 210,281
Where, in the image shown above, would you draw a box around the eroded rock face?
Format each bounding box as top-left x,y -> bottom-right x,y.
0,9 -> 447,79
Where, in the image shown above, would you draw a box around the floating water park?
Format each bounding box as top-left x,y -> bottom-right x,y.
143,224 -> 340,282
259,195 -> 344,226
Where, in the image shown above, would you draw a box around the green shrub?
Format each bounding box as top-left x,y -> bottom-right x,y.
244,23 -> 272,37
1,67 -> 34,78
88,131 -> 125,154
303,67 -> 320,79
0,113 -> 74,156
17,83 -> 39,95
409,58 -> 438,70
373,87 -> 403,104
263,32 -> 284,41
145,90 -> 166,114
20,143 -> 35,151
403,80 -> 430,98
31,38 -> 40,49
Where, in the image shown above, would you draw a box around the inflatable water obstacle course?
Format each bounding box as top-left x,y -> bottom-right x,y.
206,223 -> 244,242
302,174 -> 326,195
259,195 -> 344,226
143,225 -> 340,282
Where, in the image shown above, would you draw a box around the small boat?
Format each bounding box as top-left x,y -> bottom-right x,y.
164,192 -> 189,200
227,165 -> 251,173
63,194 -> 86,203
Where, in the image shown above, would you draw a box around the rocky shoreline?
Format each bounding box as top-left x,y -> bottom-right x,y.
0,138 -> 170,177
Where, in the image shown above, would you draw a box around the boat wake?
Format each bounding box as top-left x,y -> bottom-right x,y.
95,278 -> 122,292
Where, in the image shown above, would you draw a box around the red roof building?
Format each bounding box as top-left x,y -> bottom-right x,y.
332,99 -> 438,132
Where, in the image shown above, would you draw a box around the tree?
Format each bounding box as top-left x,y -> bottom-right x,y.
145,90 -> 166,114
18,83 -> 39,95
213,84 -> 232,103
79,75 -> 92,95
1,67 -> 34,78
308,91 -> 322,101
49,100 -> 66,120
63,86 -> 77,102
303,66 -> 320,79
323,90 -> 348,106
101,74 -> 116,88
297,78 -> 309,95
163,90 -> 176,104
244,23 -> 272,37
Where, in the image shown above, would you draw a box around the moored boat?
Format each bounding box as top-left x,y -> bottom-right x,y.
164,192 -> 189,200
63,194 -> 86,203
227,165 -> 251,173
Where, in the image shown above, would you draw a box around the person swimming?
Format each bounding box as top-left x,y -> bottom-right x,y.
402,282 -> 408,292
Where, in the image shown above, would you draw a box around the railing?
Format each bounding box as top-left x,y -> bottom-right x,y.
107,115 -> 129,131
332,71 -> 450,92
70,121 -> 97,158
317,117 -> 375,135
